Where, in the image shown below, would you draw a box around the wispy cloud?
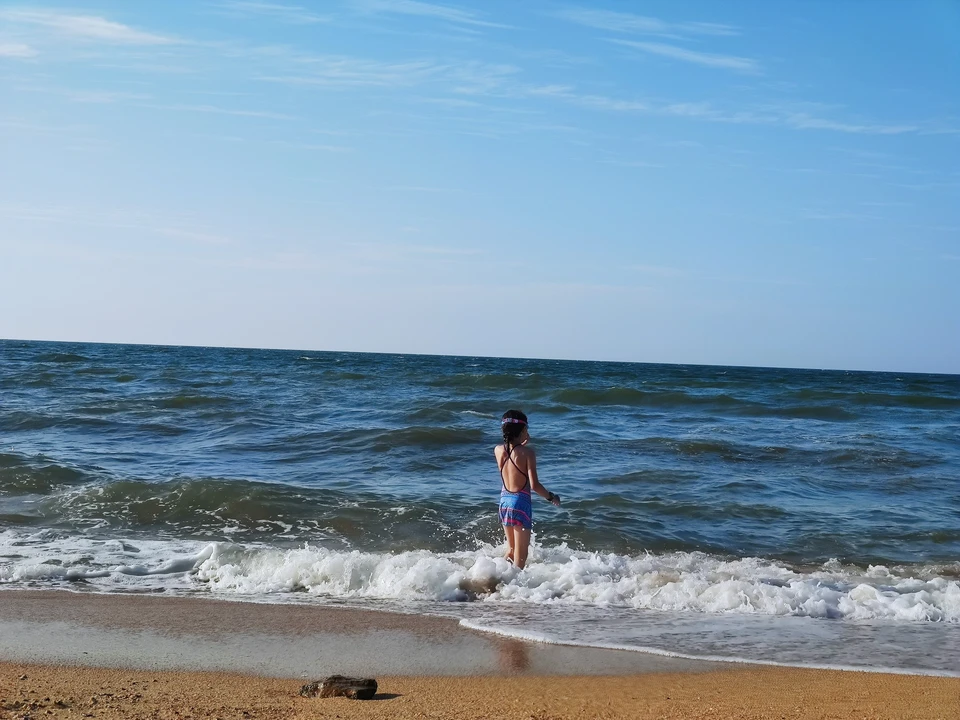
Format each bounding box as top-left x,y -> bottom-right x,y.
449,61 -> 519,95
252,49 -> 521,96
784,113 -> 917,134
0,116 -> 101,141
612,39 -> 760,73
556,8 -> 739,37
524,86 -> 922,136
415,96 -> 540,115
660,139 -> 702,148
257,56 -> 445,87
891,181 -> 960,192
345,241 -> 482,264
801,209 -> 884,222
146,103 -> 298,120
0,42 -> 38,58
368,106 -> 588,142
921,125 -> 960,136
632,264 -> 688,277
93,61 -> 195,75
70,89 -> 153,104
402,244 -> 480,255
2,9 -> 177,45
387,185 -> 464,193
216,1 -> 330,24
0,203 -> 231,245
355,0 -> 512,29
151,227 -> 232,245
603,159 -> 665,169
526,85 -> 649,112
269,140 -> 352,152
15,84 -> 153,104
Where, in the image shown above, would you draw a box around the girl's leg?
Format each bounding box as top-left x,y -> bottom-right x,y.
514,527 -> 531,569
503,524 -> 516,563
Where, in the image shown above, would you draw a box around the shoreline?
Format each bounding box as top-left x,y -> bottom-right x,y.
0,589 -> 716,676
1,590 -> 959,718
3,587 -> 957,679
458,619 -> 960,679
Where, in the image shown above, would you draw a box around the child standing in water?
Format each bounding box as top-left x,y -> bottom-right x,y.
496,410 -> 560,569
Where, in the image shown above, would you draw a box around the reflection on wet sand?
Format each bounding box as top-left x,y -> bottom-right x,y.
496,637 -> 531,672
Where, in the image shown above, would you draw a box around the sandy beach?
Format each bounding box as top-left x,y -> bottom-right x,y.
1,591 -> 958,719
3,661 -> 959,720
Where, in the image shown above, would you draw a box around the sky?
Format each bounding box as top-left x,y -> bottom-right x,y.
1,1 -> 958,373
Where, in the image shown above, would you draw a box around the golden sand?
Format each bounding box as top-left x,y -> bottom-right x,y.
3,661 -> 958,720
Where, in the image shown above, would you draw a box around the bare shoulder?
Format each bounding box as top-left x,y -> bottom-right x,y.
517,444 -> 536,460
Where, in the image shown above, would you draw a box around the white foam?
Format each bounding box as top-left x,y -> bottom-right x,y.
0,530 -> 208,589
192,542 -> 960,623
456,619 -> 960,678
2,529 -> 959,623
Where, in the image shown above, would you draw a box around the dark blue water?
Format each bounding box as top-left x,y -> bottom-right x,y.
2,340 -> 959,673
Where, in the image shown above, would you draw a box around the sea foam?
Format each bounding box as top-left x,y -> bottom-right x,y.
4,529 -> 956,623
192,542 -> 960,621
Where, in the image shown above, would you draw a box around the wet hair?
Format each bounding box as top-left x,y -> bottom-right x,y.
500,409 -> 528,448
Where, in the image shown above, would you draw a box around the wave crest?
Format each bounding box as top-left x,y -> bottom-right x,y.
190,544 -> 960,622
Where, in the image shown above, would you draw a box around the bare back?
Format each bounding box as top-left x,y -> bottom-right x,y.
495,443 -> 532,493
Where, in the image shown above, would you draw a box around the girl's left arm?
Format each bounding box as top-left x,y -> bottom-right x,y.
527,449 -> 561,506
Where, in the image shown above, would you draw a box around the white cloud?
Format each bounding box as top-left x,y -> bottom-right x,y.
403,244 -> 480,255
526,85 -> 649,112
449,61 -> 519,94
70,90 -> 152,104
16,85 -> 153,104
602,159 -> 665,169
344,241 -> 482,264
556,8 -> 738,37
387,185 -> 464,193
0,42 -> 37,58
801,210 -> 884,222
612,39 -> 759,73
525,86 -> 923,137
269,140 -> 353,152
631,264 -> 688,277
0,203 -> 231,245
146,103 -> 298,120
2,10 -> 177,45
252,50 -> 519,96
784,113 -> 917,135
355,0 -> 511,29
256,57 -> 445,87
217,2 -> 330,24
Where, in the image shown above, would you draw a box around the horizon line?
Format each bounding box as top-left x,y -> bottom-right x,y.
2,336 -> 956,378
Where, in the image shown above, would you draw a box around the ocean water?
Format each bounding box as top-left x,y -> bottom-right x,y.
1,340 -> 959,674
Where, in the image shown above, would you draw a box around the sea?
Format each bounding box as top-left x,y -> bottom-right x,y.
1,339 -> 959,675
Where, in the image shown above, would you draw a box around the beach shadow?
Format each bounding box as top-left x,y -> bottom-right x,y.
371,693 -> 402,701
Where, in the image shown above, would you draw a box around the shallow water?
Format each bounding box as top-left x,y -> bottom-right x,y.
1,340 -> 958,673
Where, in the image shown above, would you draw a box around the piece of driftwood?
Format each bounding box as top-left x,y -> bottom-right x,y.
299,675 -> 378,700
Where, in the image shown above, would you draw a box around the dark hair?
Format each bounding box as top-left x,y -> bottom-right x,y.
501,409 -> 528,448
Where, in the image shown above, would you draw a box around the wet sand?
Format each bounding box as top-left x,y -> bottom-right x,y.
1,590 -> 958,719
0,590 -> 710,676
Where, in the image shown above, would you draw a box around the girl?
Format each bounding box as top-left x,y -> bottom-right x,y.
496,409 -> 560,569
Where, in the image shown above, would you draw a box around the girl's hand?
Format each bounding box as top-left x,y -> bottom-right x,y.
547,491 -> 561,507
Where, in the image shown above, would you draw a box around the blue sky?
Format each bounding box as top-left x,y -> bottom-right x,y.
1,1 -> 958,372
